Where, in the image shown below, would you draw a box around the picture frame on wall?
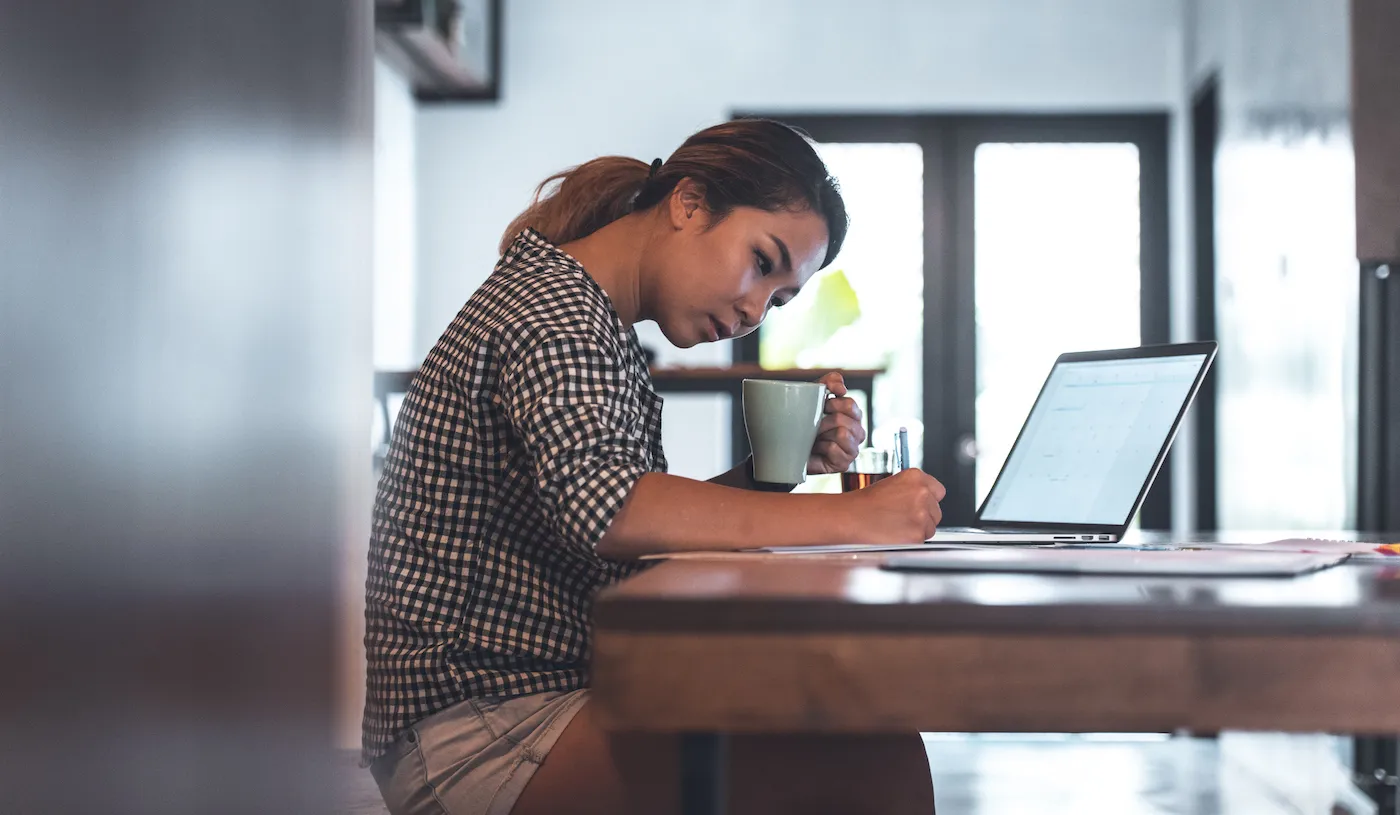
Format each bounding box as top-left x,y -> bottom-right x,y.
375,0 -> 502,102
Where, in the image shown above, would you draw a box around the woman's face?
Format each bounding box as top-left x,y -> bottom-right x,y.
643,182 -> 830,349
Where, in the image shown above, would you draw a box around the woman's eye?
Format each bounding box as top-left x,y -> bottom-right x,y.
754,250 -> 773,276
769,296 -> 788,310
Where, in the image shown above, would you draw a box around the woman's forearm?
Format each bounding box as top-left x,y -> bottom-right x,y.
707,457 -> 759,490
705,456 -> 794,492
596,472 -> 853,559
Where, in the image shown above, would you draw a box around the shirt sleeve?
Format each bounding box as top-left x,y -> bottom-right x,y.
500,333 -> 652,554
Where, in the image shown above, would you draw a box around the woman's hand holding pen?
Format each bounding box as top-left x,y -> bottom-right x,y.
841,469 -> 947,544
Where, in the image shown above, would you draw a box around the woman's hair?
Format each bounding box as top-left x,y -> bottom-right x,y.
499,119 -> 848,267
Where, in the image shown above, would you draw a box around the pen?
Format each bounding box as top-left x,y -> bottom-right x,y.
898,427 -> 910,471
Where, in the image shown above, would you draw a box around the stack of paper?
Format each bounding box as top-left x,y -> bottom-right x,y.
882,548 -> 1348,577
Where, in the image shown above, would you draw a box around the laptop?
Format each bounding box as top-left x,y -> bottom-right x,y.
755,341 -> 1216,554
934,341 -> 1216,544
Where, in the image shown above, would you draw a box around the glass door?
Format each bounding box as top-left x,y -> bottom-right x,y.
970,143 -> 1144,503
755,141 -> 924,492
928,118 -> 1172,527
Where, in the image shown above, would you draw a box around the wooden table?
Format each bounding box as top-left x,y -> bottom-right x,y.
648,366 -> 884,467
592,533 -> 1400,814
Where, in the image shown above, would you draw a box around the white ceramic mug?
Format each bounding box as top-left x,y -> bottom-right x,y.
742,379 -> 828,485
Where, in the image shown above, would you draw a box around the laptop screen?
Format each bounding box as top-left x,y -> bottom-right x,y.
979,352 -> 1209,526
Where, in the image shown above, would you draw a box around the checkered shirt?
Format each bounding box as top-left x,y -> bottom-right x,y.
362,229 -> 666,764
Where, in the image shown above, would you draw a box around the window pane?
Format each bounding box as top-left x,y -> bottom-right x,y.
759,142 -> 924,490
974,143 -> 1142,504
1215,132 -> 1356,529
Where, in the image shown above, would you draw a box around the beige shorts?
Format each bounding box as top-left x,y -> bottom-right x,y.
370,689 -> 591,815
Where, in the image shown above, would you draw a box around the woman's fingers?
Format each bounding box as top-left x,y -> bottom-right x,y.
823,394 -> 863,423
815,423 -> 862,459
817,371 -> 848,397
810,439 -> 856,472
809,385 -> 867,475
818,410 -> 866,447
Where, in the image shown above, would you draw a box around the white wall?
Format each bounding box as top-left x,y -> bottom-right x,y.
374,59 -> 419,369
1187,0 -> 1350,127
416,0 -> 1186,480
1183,0 -> 1356,531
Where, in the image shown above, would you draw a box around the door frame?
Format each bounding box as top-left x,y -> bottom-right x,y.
734,112 -> 1173,528
1191,77 -> 1221,531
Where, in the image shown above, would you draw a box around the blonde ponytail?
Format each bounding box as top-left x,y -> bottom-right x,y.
499,156 -> 652,253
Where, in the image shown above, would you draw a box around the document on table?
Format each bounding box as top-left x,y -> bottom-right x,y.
881,548 -> 1347,577
748,542 -> 1042,555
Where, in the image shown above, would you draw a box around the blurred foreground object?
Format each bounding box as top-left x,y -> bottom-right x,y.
0,1 -> 374,812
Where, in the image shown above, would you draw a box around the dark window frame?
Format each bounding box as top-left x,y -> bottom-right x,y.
1191,76 -> 1221,531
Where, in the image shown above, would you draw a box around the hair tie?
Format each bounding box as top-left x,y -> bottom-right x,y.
647,158 -> 662,179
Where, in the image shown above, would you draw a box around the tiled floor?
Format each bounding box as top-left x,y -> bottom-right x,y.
340,754 -> 388,815
922,733 -> 1371,815
337,733 -> 1374,814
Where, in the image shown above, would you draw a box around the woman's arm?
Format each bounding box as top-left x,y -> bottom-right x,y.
707,457 -> 756,490
599,473 -> 846,558
503,340 -> 937,558
596,469 -> 945,560
706,457 -> 784,491
706,372 -> 866,491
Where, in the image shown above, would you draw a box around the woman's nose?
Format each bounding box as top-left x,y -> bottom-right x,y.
737,303 -> 760,329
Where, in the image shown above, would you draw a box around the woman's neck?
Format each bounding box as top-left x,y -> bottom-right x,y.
558,213 -> 653,328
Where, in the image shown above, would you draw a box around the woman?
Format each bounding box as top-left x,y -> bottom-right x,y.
365,119 -> 945,815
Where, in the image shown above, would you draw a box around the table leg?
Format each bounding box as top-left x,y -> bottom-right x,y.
680,733 -> 728,815
1353,735 -> 1399,813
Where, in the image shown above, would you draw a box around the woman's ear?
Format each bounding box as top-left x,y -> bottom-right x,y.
667,177 -> 707,230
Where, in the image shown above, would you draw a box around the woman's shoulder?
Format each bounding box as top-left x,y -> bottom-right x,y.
471,230 -> 624,352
